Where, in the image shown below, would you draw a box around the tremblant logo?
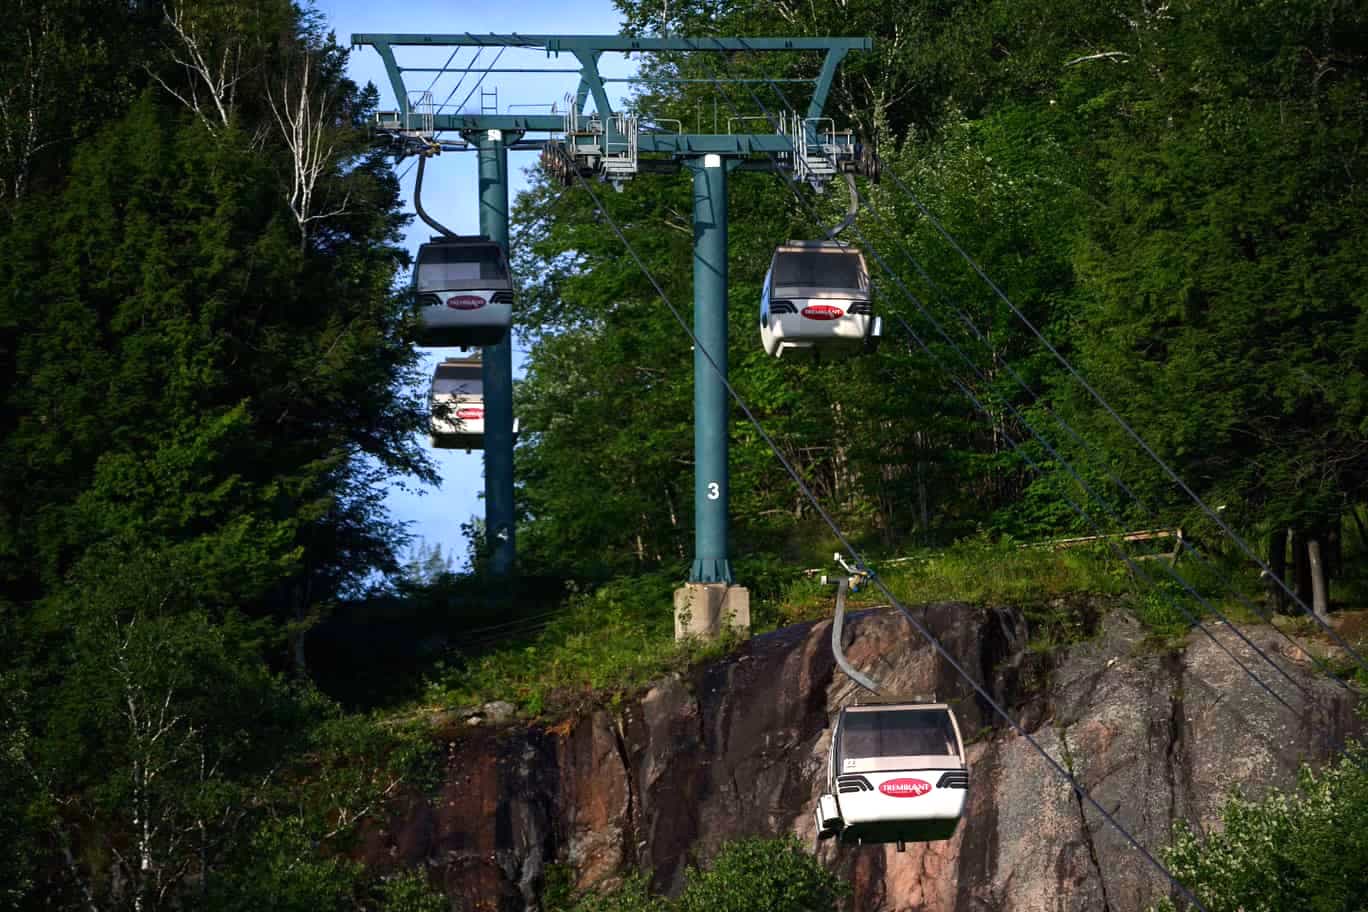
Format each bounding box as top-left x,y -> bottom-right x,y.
447,295 -> 485,310
456,407 -> 484,421
801,304 -> 844,320
878,778 -> 932,798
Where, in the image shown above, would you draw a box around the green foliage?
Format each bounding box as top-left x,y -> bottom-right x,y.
0,2 -> 432,907
675,837 -> 849,912
549,837 -> 846,912
207,822 -> 365,912
371,870 -> 449,912
1133,579 -> 1201,644
883,536 -> 1127,608
1055,0 -> 1368,541
515,0 -> 1368,610
0,665 -> 36,912
432,569 -> 732,717
7,0 -> 1368,908
551,872 -> 668,912
207,830 -> 445,911
1,18 -> 425,609
430,537 -> 1147,718
1153,744 -> 1368,912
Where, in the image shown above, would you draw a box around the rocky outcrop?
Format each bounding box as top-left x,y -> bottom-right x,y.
368,603 -> 1359,911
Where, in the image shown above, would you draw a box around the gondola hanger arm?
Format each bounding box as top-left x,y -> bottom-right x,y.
413,152 -> 457,238
823,552 -> 881,694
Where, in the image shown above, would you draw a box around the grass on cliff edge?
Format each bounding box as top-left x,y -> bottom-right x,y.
420,538 -> 1189,721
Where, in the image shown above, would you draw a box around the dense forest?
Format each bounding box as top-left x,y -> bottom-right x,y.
1,0 -> 1366,909
514,0 -> 1368,606
0,0 -> 447,907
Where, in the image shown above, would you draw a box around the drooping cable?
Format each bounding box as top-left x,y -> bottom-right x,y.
874,154 -> 1368,673
567,167 -> 1211,912
694,60 -> 1306,709
747,57 -> 1362,690
755,80 -> 1351,691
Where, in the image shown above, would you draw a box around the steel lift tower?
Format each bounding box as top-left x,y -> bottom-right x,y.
354,34 -> 872,633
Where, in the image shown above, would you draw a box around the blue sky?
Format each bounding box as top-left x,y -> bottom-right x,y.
314,0 -> 639,568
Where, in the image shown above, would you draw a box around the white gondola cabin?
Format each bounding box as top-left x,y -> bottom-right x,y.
815,702 -> 968,847
760,241 -> 882,358
429,358 -> 519,452
415,236 -> 514,348
430,358 -> 486,451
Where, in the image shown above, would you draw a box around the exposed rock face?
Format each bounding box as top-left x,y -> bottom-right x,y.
370,604 -> 1359,911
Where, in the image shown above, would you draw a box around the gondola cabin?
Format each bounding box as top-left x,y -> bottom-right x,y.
415,236 -> 514,348
814,702 -> 968,847
430,359 -> 486,451
760,241 -> 881,358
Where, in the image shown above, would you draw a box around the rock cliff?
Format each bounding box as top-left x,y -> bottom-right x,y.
368,603 -> 1360,911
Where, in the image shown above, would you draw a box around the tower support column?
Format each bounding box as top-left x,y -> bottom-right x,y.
689,153 -> 732,585
472,129 -> 516,577
676,153 -> 748,639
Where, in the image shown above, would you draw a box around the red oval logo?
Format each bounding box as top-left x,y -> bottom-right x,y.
455,407 -> 484,421
878,778 -> 932,798
801,304 -> 844,321
447,295 -> 485,311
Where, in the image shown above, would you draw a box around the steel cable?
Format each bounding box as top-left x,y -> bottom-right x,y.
747,75 -> 1352,693
566,166 -> 1211,912
453,47 -> 508,117
424,46 -> 464,98
692,53 -> 1307,709
873,150 -> 1368,675
435,47 -> 483,114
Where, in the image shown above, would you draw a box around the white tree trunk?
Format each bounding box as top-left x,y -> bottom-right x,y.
266,51 -> 349,248
148,2 -> 242,134
0,4 -> 60,203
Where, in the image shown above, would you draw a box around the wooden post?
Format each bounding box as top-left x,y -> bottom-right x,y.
1168,528 -> 1185,566
1308,536 -> 1330,622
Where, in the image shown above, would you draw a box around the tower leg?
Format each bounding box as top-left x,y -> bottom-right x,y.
689,154 -> 732,585
474,130 -> 516,577
675,154 -> 748,639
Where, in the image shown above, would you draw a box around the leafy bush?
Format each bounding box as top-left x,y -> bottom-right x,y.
547,837 -> 847,912
1153,744 -> 1368,912
551,872 -> 667,912
675,837 -> 849,912
372,871 -> 449,912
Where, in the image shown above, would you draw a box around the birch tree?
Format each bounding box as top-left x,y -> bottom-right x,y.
266,46 -> 350,248
148,1 -> 249,135
27,548 -> 294,910
0,1 -> 65,204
